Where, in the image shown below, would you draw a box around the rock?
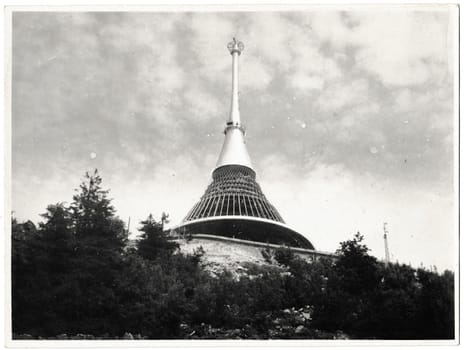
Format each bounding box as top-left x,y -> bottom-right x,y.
295,325 -> 307,334
71,333 -> 86,340
335,331 -> 349,339
243,324 -> 257,338
293,315 -> 306,325
268,329 -> 279,337
122,332 -> 134,340
16,334 -> 33,340
56,333 -> 68,340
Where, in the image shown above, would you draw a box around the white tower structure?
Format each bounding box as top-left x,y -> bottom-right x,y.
174,39 -> 314,249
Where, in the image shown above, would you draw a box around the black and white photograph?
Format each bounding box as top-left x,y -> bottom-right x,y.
5,3 -> 459,345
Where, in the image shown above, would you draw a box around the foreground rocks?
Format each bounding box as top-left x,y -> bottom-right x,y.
13,306 -> 350,340
14,330 -> 349,340
14,333 -> 146,340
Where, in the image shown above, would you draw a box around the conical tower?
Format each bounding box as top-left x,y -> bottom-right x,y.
175,39 -> 314,250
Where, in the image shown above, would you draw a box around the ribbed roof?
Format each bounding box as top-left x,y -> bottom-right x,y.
184,165 -> 280,222
180,164 -> 314,249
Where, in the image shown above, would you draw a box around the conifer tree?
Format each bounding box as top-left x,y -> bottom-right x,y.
67,169 -> 127,334
71,169 -> 126,249
36,203 -> 76,334
137,213 -> 178,261
39,203 -> 74,258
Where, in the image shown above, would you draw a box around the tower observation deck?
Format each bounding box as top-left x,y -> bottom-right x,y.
173,39 -> 314,250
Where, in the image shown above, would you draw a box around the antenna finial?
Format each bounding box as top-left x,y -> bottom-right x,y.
227,38 -> 244,55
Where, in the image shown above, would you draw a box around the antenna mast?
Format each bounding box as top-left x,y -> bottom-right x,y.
383,222 -> 390,263
215,38 -> 253,171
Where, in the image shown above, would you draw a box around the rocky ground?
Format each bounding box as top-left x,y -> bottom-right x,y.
13,306 -> 350,340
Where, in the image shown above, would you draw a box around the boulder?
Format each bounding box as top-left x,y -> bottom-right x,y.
295,325 -> 307,334
16,334 -> 33,340
122,332 -> 134,340
71,334 -> 86,340
293,315 -> 306,325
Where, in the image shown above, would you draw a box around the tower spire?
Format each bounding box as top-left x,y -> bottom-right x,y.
215,38 -> 253,171
228,37 -> 243,126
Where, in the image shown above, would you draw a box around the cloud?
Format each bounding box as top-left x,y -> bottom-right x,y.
290,75 -> 325,91
316,78 -> 370,112
188,13 -> 236,84
309,8 -> 453,86
183,85 -> 223,122
243,12 -> 296,71
240,56 -> 273,91
261,162 -> 455,271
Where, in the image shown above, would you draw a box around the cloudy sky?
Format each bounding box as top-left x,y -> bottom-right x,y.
12,7 -> 457,271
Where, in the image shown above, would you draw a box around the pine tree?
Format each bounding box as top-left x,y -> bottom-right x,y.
71,169 -> 126,249
67,169 -> 127,334
39,203 -> 75,266
36,203 -> 77,334
137,214 -> 178,261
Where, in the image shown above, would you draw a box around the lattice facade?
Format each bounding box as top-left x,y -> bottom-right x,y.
184,165 -> 283,222
180,164 -> 315,249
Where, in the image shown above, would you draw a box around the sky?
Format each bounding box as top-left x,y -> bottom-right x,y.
11,7 -> 458,271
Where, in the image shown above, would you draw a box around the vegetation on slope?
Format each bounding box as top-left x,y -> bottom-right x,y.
12,170 -> 454,339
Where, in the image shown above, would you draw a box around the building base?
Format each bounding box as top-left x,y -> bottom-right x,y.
174,233 -> 334,277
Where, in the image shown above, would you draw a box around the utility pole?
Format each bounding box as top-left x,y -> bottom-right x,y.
383,222 -> 390,264
127,216 -> 131,236
161,212 -> 170,231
